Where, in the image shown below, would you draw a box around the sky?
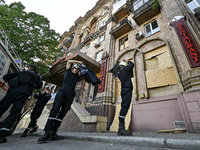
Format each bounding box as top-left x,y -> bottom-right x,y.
5,0 -> 98,35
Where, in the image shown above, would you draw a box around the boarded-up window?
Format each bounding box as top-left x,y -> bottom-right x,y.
145,46 -> 178,88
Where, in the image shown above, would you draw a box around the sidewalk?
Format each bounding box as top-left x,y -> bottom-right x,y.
14,130 -> 200,150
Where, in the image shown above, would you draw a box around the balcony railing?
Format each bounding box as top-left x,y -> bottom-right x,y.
63,37 -> 73,48
110,17 -> 133,38
83,34 -> 93,44
132,0 -> 160,25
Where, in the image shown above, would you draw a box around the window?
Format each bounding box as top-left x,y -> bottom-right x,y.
89,19 -> 97,35
102,7 -> 109,16
96,50 -> 103,62
100,18 -> 107,27
119,36 -> 128,51
112,0 -> 126,14
133,0 -> 149,11
99,33 -> 105,43
145,20 -> 160,37
83,43 -> 90,53
186,0 -> 200,12
78,34 -> 83,44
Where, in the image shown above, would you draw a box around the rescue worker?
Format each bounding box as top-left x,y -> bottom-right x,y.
0,64 -> 43,143
21,85 -> 51,137
117,60 -> 134,136
37,60 -> 83,143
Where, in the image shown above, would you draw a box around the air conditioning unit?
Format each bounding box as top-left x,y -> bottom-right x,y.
135,31 -> 144,40
94,42 -> 100,48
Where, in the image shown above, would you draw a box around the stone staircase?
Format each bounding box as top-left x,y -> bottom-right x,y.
59,102 -> 107,132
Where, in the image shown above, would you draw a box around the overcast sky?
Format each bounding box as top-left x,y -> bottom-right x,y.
5,0 -> 98,35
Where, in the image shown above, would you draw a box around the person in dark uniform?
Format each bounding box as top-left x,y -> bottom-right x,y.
117,60 -> 134,136
21,85 -> 51,137
37,60 -> 83,143
108,60 -> 134,136
0,64 -> 43,143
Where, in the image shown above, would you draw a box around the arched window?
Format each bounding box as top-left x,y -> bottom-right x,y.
89,18 -> 97,35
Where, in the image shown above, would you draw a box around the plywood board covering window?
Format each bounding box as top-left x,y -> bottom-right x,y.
145,46 -> 178,88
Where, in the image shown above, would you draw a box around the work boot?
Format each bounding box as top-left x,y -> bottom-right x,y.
0,137 -> 7,143
37,131 -> 50,143
29,126 -> 38,133
49,131 -> 64,141
117,123 -> 132,136
21,128 -> 30,137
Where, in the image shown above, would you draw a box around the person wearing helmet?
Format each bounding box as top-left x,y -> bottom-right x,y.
21,85 -> 51,137
37,60 -> 83,143
117,60 -> 134,136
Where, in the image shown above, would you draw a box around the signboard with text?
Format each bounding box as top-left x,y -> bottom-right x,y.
98,58 -> 107,92
171,17 -> 200,67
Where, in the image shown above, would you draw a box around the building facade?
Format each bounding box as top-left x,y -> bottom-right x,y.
48,0 -> 200,133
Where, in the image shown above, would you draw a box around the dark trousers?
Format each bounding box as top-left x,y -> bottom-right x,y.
0,92 -> 29,137
44,90 -> 75,132
119,88 -> 132,118
28,105 -> 44,128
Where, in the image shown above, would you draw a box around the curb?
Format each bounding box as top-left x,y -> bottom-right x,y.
166,138 -> 200,150
63,134 -> 200,150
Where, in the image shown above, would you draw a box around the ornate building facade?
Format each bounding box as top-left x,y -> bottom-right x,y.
48,0 -> 200,133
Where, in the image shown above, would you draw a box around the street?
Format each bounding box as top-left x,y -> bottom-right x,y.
0,133 -> 180,150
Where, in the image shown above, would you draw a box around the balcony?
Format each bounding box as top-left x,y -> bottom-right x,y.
63,37 -> 73,48
83,34 -> 93,44
74,43 -> 84,52
113,5 -> 129,21
110,18 -> 133,39
132,0 -> 160,25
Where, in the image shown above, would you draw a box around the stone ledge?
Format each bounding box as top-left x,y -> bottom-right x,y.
71,102 -> 107,132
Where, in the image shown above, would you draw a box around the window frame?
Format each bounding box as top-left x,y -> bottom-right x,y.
99,33 -> 105,43
133,0 -> 149,11
95,50 -> 103,62
119,35 -> 128,51
186,0 -> 200,13
144,19 -> 160,37
83,43 -> 90,54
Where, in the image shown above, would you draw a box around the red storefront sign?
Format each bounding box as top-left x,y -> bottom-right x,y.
171,17 -> 200,67
0,81 -> 8,92
98,58 -> 107,92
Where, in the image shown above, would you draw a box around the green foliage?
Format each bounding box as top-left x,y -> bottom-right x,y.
153,0 -> 164,8
0,2 -> 63,79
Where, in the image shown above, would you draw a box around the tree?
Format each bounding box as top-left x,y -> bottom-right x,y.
0,1 -> 63,79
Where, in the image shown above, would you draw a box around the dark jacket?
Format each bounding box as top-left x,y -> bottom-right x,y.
117,61 -> 134,89
3,70 -> 43,95
34,93 -> 51,106
60,69 -> 80,92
